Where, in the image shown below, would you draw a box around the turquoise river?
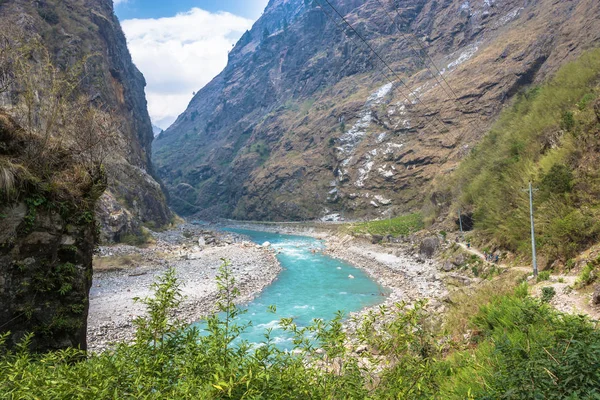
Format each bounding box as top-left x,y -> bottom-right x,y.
200,228 -> 389,348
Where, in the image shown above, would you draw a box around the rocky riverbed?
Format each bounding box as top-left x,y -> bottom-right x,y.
88,221 -> 452,353
87,224 -> 281,352
322,234 -> 449,338
223,222 -> 449,308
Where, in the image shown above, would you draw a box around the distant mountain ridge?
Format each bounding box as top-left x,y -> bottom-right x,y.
153,0 -> 600,221
152,124 -> 163,137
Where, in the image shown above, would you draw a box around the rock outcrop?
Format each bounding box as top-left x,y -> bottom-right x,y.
0,113 -> 103,352
0,0 -> 171,242
0,0 -> 172,352
153,0 -> 600,221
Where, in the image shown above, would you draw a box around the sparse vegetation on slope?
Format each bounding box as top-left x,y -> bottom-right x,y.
449,49 -> 600,264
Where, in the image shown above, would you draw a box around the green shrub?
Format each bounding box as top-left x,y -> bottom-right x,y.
578,93 -> 596,110
452,295 -> 600,399
537,270 -> 551,282
514,281 -> 529,298
541,286 -> 556,302
576,263 -> 597,287
560,110 -> 575,131
540,164 -> 573,195
2,263 -> 600,399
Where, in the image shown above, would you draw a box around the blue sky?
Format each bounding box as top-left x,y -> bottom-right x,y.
115,0 -> 268,21
113,0 -> 269,129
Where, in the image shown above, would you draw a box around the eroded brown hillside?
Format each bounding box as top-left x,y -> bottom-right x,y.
153,0 -> 600,221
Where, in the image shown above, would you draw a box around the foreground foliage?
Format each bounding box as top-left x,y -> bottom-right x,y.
1,264 -> 599,399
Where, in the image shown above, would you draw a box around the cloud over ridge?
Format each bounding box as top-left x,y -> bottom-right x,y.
121,8 -> 253,129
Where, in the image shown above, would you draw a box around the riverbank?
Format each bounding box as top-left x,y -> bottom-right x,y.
88,221 -> 448,352
220,221 -> 449,332
325,235 -> 447,306
322,234 -> 449,338
87,224 -> 281,352
222,222 -> 448,306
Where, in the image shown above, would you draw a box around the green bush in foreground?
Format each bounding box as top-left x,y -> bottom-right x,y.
1,263 -> 600,399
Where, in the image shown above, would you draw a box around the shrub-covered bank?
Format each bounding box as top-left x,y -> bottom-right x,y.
2,263 -> 599,399
445,49 -> 600,264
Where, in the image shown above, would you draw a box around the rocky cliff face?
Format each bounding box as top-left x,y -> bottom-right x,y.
0,113 -> 103,352
0,0 -> 171,352
0,0 -> 171,241
153,0 -> 600,221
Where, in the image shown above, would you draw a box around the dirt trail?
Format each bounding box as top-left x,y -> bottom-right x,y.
457,242 -> 600,320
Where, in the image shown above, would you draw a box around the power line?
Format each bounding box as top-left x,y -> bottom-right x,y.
373,0 -> 459,109
315,0 -> 449,135
320,0 -> 448,133
312,0 -> 442,135
383,0 -> 487,133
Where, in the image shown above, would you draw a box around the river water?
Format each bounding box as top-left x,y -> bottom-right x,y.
202,228 -> 388,348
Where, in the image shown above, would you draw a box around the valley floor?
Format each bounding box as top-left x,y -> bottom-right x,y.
87,220 -> 600,353
87,224 -> 281,352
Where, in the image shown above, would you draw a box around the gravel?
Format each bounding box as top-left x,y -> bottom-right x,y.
87,224 -> 281,353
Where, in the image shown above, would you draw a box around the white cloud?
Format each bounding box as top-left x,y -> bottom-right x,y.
121,8 -> 253,129
113,0 -> 127,5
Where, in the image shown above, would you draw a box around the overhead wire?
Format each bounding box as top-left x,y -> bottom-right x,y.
320,0 -> 449,133
372,0 -> 462,110
382,0 -> 488,133
314,0 -> 449,135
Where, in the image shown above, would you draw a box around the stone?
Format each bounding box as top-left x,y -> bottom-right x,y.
61,236 -> 76,246
452,253 -> 467,266
355,345 -> 368,354
419,236 -> 440,258
442,261 -> 454,272
371,234 -> 383,244
592,285 -> 600,306
0,203 -> 26,243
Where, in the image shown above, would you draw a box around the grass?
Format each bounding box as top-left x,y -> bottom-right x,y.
5,264 -> 600,398
576,262 -> 597,288
119,228 -> 154,247
536,270 -> 551,282
451,48 -> 600,262
444,268 -> 525,337
541,286 -> 556,302
348,213 -> 424,237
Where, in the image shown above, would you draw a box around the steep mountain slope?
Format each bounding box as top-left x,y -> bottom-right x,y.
154,0 -> 600,222
0,0 -> 172,241
0,0 -> 171,351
